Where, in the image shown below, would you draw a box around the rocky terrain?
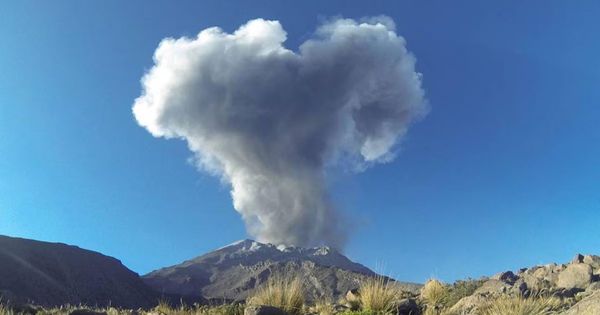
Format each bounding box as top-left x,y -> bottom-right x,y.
143,239 -> 421,302
442,253 -> 600,314
0,235 -> 157,308
3,234 -> 600,314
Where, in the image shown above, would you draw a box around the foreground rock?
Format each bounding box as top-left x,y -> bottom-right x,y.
446,253 -> 600,315
0,235 -> 157,308
143,239 -> 421,301
561,291 -> 600,314
448,294 -> 489,315
395,298 -> 419,315
478,254 -> 600,298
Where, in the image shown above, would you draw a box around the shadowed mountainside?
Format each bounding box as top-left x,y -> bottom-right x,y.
0,235 -> 157,308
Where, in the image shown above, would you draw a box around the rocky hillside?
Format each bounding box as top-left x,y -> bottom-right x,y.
446,253 -> 600,314
0,235 -> 157,308
143,239 -> 421,301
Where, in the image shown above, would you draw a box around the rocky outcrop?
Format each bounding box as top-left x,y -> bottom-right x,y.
477,254 -> 600,298
473,279 -> 512,295
557,263 -> 593,289
446,254 -> 600,315
561,291 -> 600,315
395,298 -> 419,315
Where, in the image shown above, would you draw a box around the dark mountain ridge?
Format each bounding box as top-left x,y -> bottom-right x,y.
0,235 -> 157,308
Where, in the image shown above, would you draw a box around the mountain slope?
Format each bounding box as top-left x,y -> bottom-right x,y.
0,235 -> 157,308
143,239 -> 421,301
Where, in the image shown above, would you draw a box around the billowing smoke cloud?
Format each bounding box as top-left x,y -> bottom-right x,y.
133,17 -> 427,249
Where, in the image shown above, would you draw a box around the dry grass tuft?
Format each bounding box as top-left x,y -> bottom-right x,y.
358,275 -> 403,314
312,297 -> 335,315
421,278 -> 451,315
421,279 -> 448,311
479,295 -> 565,315
247,276 -> 304,315
0,303 -> 13,315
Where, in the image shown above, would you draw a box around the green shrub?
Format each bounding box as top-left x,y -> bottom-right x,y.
444,278 -> 485,308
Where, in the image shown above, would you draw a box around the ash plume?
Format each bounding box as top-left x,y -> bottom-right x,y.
132,17 -> 428,249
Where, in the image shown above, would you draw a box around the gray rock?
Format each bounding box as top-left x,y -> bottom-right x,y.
557,263 -> 593,289
448,294 -> 489,315
474,279 -> 512,295
511,279 -> 529,296
561,291 -> 600,315
492,271 -> 519,285
518,267 -> 528,274
552,287 -> 583,298
586,282 -> 600,292
531,263 -> 563,285
12,304 -> 42,315
345,289 -> 360,303
572,254 -> 585,264
395,298 -> 419,315
583,255 -> 600,270
244,305 -> 287,315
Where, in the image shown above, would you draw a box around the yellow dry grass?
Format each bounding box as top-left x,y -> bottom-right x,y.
247,276 -> 304,315
421,279 -> 448,310
479,295 -> 565,315
358,275 -> 403,314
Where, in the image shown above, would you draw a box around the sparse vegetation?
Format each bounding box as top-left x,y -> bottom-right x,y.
313,298 -> 336,315
337,310 -> 378,315
247,276 -> 304,315
0,303 -> 14,315
357,275 -> 404,314
0,301 -> 245,315
479,295 -> 566,315
0,273 -> 584,315
444,279 -> 485,308
421,279 -> 448,313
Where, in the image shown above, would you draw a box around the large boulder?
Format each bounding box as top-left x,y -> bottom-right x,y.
531,263 -> 564,285
561,291 -> 600,315
557,264 -> 593,289
520,273 -> 553,293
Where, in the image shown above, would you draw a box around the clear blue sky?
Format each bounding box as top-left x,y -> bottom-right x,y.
1,1 -> 599,283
